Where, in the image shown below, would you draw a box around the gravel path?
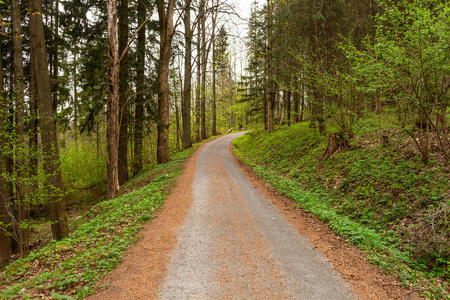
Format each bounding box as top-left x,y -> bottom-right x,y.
159,133 -> 356,299
91,133 -> 417,300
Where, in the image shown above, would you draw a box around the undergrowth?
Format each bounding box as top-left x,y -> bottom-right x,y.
0,146 -> 197,299
233,120 -> 450,299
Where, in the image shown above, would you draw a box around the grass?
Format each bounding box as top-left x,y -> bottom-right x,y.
233,117 -> 450,299
0,144 -> 198,299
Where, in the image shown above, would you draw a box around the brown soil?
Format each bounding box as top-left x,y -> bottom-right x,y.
87,142 -> 206,299
229,143 -> 421,300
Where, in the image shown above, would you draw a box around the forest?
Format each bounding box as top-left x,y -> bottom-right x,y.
1,0 -> 450,298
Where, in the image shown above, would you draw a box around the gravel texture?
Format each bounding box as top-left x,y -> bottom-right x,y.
159,133 -> 356,299
90,133 -> 418,300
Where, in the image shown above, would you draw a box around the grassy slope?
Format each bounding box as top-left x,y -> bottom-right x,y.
0,146 -> 198,300
233,118 -> 450,298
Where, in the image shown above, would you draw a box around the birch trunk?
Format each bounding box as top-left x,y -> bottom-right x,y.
107,0 -> 120,199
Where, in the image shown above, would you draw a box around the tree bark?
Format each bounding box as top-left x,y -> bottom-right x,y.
212,37 -> 217,136
196,19 -> 201,142
12,0 -> 29,255
287,90 -> 291,127
156,0 -> 175,164
106,0 -> 120,199
267,0 -> 274,133
118,0 -> 129,184
0,39 -> 13,265
293,91 -> 299,123
73,49 -> 78,143
174,78 -> 181,151
182,0 -> 192,149
133,0 -> 146,175
200,0 -> 207,140
29,0 -> 68,240
211,8 -> 217,136
52,0 -> 59,115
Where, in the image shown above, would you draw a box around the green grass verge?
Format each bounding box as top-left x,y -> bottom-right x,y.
0,145 -> 198,300
233,122 -> 450,299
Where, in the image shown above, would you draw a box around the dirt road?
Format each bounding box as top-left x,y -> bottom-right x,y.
92,133 -> 416,299
159,133 -> 355,299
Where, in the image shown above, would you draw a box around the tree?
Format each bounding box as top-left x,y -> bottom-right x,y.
106,0 -> 120,199
12,0 -> 28,255
0,38 -> 13,265
266,0 -> 274,133
348,0 -> 450,165
214,25 -> 231,130
118,0 -> 129,185
182,0 -> 193,149
200,0 -> 207,140
29,0 -> 68,240
243,1 -> 267,128
156,0 -> 176,164
133,0 -> 147,175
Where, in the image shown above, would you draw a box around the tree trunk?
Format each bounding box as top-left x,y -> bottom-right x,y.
13,0 -> 29,255
353,0 -> 361,50
28,38 -> 38,252
211,10 -> 217,136
73,49 -> 78,143
118,0 -> 129,185
293,91 -> 299,123
52,0 -> 59,115
200,0 -> 207,140
106,0 -> 120,199
196,19 -> 201,142
156,0 -> 175,164
0,39 -> 13,265
133,0 -> 145,175
300,84 -> 305,121
287,90 -> 291,127
29,0 -> 68,240
212,36 -> 217,136
174,80 -> 181,152
267,0 -> 274,133
182,0 -> 192,149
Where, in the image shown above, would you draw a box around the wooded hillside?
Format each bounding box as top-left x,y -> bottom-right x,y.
1,0 -> 449,298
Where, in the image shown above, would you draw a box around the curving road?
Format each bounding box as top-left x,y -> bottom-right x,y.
159,133 -> 357,299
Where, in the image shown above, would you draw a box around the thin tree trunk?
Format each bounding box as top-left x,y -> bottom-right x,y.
200,0 -> 207,140
133,0 -> 145,175
12,0 -> 28,255
353,0 -> 361,50
29,0 -> 68,240
106,0 -> 120,199
212,40 -> 217,135
73,49 -> 78,143
118,0 -> 129,185
52,0 -> 59,115
287,90 -> 291,127
156,0 -> 175,164
174,79 -> 181,151
196,19 -> 201,142
182,0 -> 192,149
29,43 -> 39,241
293,91 -> 299,123
300,85 -> 305,121
211,9 -> 217,136
0,39 -> 13,265
267,0 -> 274,133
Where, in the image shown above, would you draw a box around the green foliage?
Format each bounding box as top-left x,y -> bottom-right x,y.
0,146 -> 196,299
234,121 -> 450,298
60,139 -> 107,191
344,0 -> 450,164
